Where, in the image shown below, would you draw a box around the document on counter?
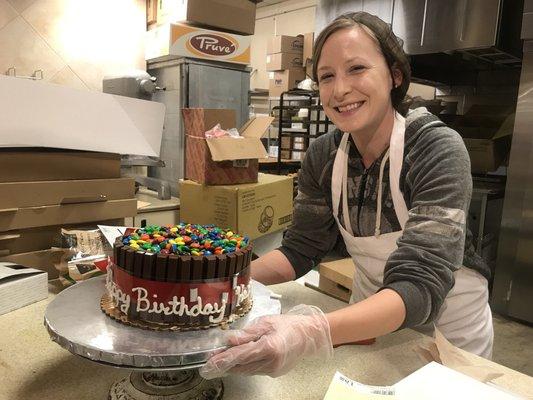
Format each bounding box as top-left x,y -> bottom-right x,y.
325,362 -> 522,399
323,371 -> 396,399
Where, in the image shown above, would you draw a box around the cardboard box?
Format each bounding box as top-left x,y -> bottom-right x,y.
157,0 -> 257,35
267,35 -> 304,55
179,173 -> 294,240
268,69 -> 306,97
451,105 -> 514,173
0,199 -> 137,232
266,53 -> 304,71
318,258 -> 354,301
182,108 -> 272,185
0,178 -> 134,209
0,149 -> 121,183
0,263 -> 48,315
0,249 -> 61,279
146,22 -> 251,64
0,75 -> 165,158
0,219 -> 124,257
302,32 -> 314,67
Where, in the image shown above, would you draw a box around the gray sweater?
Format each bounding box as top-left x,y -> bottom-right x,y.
278,108 -> 489,329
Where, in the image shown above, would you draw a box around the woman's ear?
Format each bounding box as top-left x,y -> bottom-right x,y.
391,64 -> 403,89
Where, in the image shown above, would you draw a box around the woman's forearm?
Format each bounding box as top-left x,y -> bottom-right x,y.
251,249 -> 296,285
327,288 -> 406,345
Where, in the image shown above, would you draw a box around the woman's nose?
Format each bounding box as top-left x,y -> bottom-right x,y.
333,76 -> 351,101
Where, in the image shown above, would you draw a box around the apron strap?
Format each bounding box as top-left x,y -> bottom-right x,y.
389,113 -> 409,228
374,149 -> 390,237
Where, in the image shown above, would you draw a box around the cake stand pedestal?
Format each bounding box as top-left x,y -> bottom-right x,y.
44,276 -> 281,400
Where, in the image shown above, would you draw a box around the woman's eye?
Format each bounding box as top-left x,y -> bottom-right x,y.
349,65 -> 365,72
319,74 -> 333,82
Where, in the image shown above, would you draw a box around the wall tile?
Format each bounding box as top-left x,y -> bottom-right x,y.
49,65 -> 89,90
6,0 -> 38,13
23,0 -> 146,90
0,16 -> 65,80
0,0 -> 18,30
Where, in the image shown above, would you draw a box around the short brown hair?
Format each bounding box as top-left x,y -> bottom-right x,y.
312,12 -> 411,114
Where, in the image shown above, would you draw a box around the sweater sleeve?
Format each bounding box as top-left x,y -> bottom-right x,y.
381,124 -> 472,329
277,135 -> 340,278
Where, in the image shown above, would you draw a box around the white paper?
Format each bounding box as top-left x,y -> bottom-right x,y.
324,371 -> 395,399
0,75 -> 165,157
394,362 -> 522,399
0,262 -> 45,281
97,225 -> 129,246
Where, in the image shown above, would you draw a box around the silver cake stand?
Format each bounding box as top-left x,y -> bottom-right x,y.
44,275 -> 281,400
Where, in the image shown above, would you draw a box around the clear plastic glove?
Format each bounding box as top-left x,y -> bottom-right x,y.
199,304 -> 333,379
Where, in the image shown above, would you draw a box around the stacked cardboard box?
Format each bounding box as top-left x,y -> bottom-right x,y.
0,149 -> 137,277
180,108 -> 294,240
266,33 -> 314,97
267,35 -> 306,97
145,1 -> 257,65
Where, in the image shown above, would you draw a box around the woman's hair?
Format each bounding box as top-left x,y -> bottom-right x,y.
312,12 -> 411,114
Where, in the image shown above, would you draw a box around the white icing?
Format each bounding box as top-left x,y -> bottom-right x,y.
104,267 -> 253,324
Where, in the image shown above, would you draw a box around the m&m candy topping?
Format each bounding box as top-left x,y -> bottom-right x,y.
122,223 -> 249,256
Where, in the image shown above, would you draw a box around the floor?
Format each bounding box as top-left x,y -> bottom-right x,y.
297,270 -> 533,377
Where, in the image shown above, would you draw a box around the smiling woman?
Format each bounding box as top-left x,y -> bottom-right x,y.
200,11 -> 494,380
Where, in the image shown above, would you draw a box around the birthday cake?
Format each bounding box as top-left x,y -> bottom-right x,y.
102,223 -> 253,331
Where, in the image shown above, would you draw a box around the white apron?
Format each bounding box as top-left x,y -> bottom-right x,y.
331,113 -> 494,358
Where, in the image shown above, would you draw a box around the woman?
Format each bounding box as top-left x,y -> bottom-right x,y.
200,12 -> 493,379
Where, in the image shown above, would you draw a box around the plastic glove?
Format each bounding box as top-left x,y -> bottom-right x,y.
199,304 -> 333,379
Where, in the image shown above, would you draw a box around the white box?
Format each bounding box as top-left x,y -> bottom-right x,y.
0,262 -> 47,315
146,23 -> 251,64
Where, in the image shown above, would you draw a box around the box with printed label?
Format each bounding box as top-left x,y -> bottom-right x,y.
182,108 -> 272,185
318,258 -> 354,302
302,32 -> 314,67
0,262 -> 48,315
268,69 -> 306,97
266,53 -> 304,71
156,0 -> 257,35
146,22 -> 251,64
180,173 -> 294,240
267,35 -> 304,55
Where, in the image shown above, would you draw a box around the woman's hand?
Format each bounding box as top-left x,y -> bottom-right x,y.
199,305 -> 333,379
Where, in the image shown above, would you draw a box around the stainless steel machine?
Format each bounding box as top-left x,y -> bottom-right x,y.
147,58 -> 251,196
492,2 -> 533,323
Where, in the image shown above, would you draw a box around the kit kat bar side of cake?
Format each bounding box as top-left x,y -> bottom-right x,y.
114,243 -> 123,267
215,255 -> 228,279
125,248 -> 136,274
165,255 -> 179,324
201,255 -> 218,326
178,255 -> 192,326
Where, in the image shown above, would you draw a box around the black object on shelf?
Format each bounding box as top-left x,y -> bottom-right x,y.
276,89 -> 331,175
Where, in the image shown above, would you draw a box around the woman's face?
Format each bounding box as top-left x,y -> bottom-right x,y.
317,26 -> 399,136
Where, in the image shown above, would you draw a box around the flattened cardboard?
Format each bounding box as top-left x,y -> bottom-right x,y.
0,149 -> 121,183
267,35 -> 304,55
0,219 -> 125,257
0,249 -> 61,279
0,76 -> 165,157
0,199 -> 137,231
179,173 -> 293,240
0,178 -> 134,209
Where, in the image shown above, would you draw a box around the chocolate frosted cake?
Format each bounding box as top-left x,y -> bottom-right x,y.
102,223 -> 253,331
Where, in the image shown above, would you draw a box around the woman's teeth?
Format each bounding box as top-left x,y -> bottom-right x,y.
336,102 -> 363,112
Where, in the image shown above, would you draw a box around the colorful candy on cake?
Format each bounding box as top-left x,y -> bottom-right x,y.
102,223 -> 253,331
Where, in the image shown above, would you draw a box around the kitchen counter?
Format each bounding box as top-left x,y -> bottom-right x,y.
1,282 -> 532,400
